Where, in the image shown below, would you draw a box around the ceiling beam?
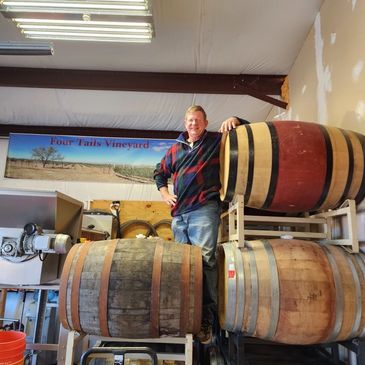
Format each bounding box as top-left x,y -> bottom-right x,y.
0,67 -> 287,109
0,124 -> 180,139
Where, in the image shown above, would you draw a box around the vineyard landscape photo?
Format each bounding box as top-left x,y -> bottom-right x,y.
5,133 -> 175,183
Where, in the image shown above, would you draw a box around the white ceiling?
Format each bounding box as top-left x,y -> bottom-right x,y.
0,0 -> 324,133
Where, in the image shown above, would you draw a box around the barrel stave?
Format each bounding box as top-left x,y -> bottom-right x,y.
271,241 -> 335,344
324,245 -> 361,341
247,240 -> 275,339
347,131 -> 365,199
318,127 -> 350,211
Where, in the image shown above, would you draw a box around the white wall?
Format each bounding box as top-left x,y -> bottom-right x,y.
267,0 -> 365,245
268,0 -> 365,134
0,138 -> 162,206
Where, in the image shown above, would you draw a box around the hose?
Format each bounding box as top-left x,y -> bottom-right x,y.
120,220 -> 157,238
146,219 -> 172,237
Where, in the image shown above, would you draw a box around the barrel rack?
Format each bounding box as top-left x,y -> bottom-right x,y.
58,329 -> 194,365
219,195 -> 359,253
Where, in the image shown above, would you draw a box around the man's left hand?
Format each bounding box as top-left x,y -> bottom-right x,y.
218,117 -> 241,133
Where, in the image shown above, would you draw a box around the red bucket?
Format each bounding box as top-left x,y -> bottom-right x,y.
5,359 -> 24,365
0,331 -> 26,365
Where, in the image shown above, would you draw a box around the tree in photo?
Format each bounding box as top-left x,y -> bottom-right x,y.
31,146 -> 64,167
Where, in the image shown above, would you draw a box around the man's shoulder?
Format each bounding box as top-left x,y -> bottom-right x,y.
166,139 -> 184,154
206,131 -> 221,136
205,131 -> 222,141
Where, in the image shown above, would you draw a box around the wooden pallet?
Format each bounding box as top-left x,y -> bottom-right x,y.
89,200 -> 173,241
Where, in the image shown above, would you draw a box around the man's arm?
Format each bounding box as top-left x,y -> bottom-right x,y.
154,162 -> 177,207
159,186 -> 177,207
218,117 -> 249,133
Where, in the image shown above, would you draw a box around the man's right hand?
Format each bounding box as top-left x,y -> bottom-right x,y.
159,187 -> 177,207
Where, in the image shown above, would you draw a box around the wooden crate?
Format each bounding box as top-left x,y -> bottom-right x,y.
90,200 -> 173,241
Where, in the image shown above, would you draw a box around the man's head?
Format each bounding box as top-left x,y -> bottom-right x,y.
184,105 -> 208,142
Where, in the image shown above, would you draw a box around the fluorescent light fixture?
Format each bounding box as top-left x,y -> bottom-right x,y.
18,24 -> 150,32
23,30 -> 150,38
0,0 -> 154,43
14,17 -> 151,27
26,34 -> 151,42
0,41 -> 54,55
15,17 -> 153,42
1,0 -> 151,16
15,17 -> 152,34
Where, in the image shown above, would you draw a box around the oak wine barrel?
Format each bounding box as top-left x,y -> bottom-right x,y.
218,239 -> 365,345
59,238 -> 202,338
219,121 -> 365,212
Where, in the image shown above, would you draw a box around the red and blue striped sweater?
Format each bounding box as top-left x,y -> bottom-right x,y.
154,130 -> 221,216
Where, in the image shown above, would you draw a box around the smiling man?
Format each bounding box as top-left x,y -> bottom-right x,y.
154,105 -> 243,343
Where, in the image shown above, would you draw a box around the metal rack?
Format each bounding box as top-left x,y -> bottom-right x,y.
0,283 -> 61,365
59,330 -> 194,365
80,346 -> 158,365
216,331 -> 350,365
219,195 -> 359,252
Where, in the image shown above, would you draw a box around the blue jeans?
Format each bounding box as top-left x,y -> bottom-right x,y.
172,200 -> 221,324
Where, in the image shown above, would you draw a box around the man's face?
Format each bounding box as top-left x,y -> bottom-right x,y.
184,111 -> 208,141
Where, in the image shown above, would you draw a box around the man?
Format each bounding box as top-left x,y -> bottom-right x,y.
154,105 -> 244,343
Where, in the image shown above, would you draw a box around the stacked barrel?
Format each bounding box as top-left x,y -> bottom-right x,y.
219,121 -> 365,211
218,121 -> 365,345
218,239 -> 365,345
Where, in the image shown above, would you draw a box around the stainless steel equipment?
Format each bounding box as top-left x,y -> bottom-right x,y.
0,189 -> 83,285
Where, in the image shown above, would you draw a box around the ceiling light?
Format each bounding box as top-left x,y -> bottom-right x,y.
23,30 -> 151,38
14,18 -> 152,33
18,24 -> 150,32
0,0 -> 154,42
25,34 -> 150,42
0,41 -> 53,55
13,17 -> 151,27
15,16 -> 153,42
1,0 -> 151,16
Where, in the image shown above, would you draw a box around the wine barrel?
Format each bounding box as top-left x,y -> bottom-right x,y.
219,121 -> 365,212
218,239 -> 365,345
59,238 -> 202,338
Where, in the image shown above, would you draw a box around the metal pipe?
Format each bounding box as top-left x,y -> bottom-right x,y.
0,42 -> 54,55
349,348 -> 358,365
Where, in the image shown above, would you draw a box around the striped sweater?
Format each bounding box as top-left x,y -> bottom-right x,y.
154,130 -> 221,216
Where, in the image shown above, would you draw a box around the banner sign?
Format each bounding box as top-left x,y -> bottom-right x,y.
5,133 -> 175,183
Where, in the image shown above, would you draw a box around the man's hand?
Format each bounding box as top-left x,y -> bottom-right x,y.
218,117 -> 241,133
159,187 -> 177,207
